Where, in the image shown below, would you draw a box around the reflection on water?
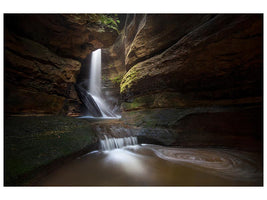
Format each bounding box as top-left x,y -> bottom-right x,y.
37,144 -> 262,186
105,148 -> 148,177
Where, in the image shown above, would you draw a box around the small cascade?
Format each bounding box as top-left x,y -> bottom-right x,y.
100,135 -> 138,151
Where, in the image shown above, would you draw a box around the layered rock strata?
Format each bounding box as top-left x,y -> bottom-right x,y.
118,14 -> 263,150
4,14 -> 118,115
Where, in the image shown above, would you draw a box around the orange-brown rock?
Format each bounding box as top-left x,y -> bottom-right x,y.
119,14 -> 263,151
124,14 -> 214,70
5,31 -> 81,115
4,14 -> 119,115
5,14 -> 118,59
121,15 -> 263,104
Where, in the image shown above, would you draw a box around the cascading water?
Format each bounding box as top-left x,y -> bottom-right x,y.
100,135 -> 138,151
89,49 -> 102,98
78,49 -> 120,118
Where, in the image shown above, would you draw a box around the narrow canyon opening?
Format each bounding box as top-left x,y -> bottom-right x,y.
4,14 -> 263,186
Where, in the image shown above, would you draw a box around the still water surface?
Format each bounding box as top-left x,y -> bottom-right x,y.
37,144 -> 262,186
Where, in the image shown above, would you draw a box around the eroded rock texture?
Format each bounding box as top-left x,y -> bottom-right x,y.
5,31 -> 81,115
4,14 -> 118,115
101,30 -> 127,111
5,14 -> 118,60
124,14 -> 214,70
121,14 -> 262,102
4,14 -> 263,150
119,14 -> 263,150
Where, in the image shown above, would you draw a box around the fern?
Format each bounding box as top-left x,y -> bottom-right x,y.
89,14 -> 120,33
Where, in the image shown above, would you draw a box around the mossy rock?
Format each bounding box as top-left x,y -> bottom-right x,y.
120,65 -> 140,94
4,116 -> 98,185
121,92 -> 188,111
110,74 -> 124,86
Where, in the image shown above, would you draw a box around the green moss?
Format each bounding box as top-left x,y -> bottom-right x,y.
121,101 -> 144,111
110,74 -> 123,86
121,108 -> 187,128
121,95 -> 155,111
120,66 -> 140,94
102,76 -> 107,81
4,116 -> 98,185
121,92 -> 187,111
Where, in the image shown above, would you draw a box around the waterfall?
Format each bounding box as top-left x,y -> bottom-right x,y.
79,49 -> 120,118
89,49 -> 102,98
100,135 -> 138,151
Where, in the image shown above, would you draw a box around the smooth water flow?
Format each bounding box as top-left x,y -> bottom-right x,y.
84,49 -> 120,118
89,49 -> 102,97
37,144 -> 262,186
100,135 -> 138,151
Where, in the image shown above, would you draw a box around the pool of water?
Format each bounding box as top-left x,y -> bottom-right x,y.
36,144 -> 262,186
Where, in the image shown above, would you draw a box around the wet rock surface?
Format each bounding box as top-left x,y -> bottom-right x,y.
92,104 -> 262,152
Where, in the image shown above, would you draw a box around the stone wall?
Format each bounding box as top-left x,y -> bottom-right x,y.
118,14 -> 263,150
4,14 -> 118,115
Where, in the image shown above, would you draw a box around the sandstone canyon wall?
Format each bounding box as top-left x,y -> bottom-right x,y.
115,14 -> 263,150
4,14 -> 118,115
4,14 -> 263,150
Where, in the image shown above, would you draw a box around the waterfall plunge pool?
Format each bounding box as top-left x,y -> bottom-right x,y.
35,144 -> 262,186
77,115 -> 121,119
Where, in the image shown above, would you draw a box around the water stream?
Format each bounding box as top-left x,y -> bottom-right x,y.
66,49 -> 263,186
100,135 -> 138,151
36,141 -> 262,186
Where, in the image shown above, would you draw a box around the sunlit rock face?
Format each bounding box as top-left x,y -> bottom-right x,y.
119,14 -> 263,151
4,14 -> 118,115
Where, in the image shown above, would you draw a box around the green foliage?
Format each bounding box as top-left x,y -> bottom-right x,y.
67,14 -> 120,33
89,14 -> 120,33
110,74 -> 123,86
102,76 -> 107,81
